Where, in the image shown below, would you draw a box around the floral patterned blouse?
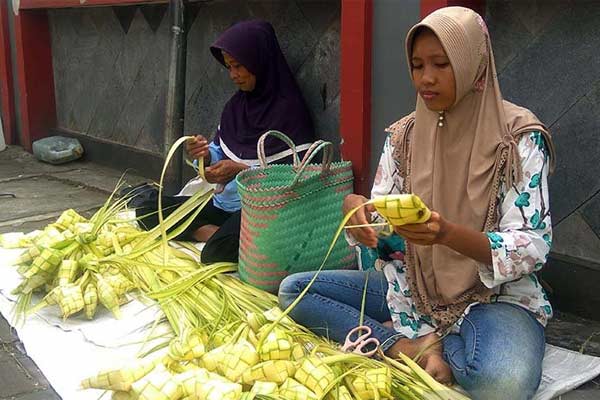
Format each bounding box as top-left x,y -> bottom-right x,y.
354,131 -> 552,339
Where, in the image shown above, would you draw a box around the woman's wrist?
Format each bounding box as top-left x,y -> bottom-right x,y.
436,219 -> 492,265
237,162 -> 249,172
437,218 -> 454,246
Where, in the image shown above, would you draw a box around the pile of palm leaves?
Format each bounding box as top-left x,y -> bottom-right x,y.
0,136 -> 469,399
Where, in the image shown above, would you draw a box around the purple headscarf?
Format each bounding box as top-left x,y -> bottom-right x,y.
210,20 -> 315,161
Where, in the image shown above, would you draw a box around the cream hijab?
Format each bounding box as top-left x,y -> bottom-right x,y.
397,7 -> 556,329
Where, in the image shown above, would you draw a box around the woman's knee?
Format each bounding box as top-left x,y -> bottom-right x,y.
277,272 -> 312,309
460,364 -> 541,400
449,304 -> 544,400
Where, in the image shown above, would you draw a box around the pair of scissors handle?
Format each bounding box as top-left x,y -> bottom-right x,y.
342,326 -> 380,357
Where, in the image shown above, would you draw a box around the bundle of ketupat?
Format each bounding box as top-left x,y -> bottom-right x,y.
79,228 -> 467,400
80,304 -> 467,400
3,132 -> 465,399
74,188 -> 460,399
8,197 -> 142,320
0,137 -> 218,324
4,170 -> 215,322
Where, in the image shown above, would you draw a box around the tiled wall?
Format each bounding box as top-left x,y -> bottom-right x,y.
487,0 -> 600,267
49,0 -> 341,156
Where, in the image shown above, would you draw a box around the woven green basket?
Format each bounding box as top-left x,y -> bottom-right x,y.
236,131 -> 355,292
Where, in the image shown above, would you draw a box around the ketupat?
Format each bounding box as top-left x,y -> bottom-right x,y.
351,367 -> 392,399
247,311 -> 267,333
5,140 -> 217,323
279,377 -> 318,400
294,357 -> 337,397
258,326 -> 293,361
369,193 -> 431,227
55,283 -> 85,319
57,259 -> 79,286
168,331 -> 205,361
103,271 -> 135,296
14,245 -> 42,265
83,283 -> 98,319
80,357 -> 158,391
182,331 -> 206,359
219,338 -> 260,382
111,391 -> 135,400
326,385 -> 353,400
174,366 -> 244,400
95,273 -> 123,319
241,360 -> 296,385
250,380 -> 278,395
194,378 -> 242,400
130,367 -> 182,400
173,368 -> 212,397
200,345 -> 227,372
55,209 -> 86,230
24,248 -> 63,278
32,226 -> 67,249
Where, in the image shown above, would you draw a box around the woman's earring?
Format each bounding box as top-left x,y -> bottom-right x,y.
437,111 -> 445,128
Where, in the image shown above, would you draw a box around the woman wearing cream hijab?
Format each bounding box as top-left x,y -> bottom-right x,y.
279,6 -> 555,400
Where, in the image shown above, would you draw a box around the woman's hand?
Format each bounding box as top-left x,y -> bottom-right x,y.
393,211 -> 449,246
186,135 -> 210,161
205,160 -> 248,184
394,212 -> 493,265
343,194 -> 378,248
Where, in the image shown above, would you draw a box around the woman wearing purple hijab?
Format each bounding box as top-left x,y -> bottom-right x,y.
137,20 -> 315,263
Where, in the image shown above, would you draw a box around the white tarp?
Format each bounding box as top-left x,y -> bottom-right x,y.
1,247 -> 599,400
0,247 -> 169,400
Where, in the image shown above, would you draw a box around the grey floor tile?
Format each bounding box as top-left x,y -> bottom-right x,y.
0,316 -> 17,344
5,389 -> 61,400
0,359 -> 38,398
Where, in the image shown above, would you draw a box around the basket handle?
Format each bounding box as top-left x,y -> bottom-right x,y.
291,140 -> 334,187
257,130 -> 301,169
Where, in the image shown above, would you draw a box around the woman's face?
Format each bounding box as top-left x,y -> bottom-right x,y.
222,51 -> 256,92
410,30 -> 456,111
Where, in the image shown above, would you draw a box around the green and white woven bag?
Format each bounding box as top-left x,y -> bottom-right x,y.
236,131 -> 355,292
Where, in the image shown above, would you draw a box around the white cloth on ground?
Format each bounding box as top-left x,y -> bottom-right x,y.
0,246 -> 598,400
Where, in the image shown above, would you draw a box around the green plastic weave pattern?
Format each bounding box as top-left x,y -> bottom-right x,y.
236,131 -> 356,292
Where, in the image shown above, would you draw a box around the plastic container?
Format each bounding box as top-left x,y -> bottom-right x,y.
32,136 -> 84,165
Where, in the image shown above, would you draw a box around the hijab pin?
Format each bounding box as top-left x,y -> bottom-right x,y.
437,111 -> 445,127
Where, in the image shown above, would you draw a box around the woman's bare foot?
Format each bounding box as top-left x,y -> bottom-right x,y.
385,332 -> 453,384
422,352 -> 453,384
415,333 -> 453,384
384,331 -> 433,359
192,224 -> 219,242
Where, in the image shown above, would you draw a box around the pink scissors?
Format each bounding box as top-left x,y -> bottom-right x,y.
341,326 -> 380,357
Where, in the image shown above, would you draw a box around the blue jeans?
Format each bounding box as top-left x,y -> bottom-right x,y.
278,270 -> 401,351
442,302 -> 545,400
278,270 -> 546,400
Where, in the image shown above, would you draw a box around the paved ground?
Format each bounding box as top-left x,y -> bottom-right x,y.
0,145 -> 599,399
